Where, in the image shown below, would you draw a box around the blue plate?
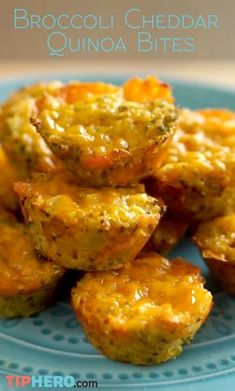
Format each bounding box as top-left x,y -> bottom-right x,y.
1,75 -> 235,391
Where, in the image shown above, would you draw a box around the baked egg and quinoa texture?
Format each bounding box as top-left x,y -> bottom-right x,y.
0,75 -> 234,366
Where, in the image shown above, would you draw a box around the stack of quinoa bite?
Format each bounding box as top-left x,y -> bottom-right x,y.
0,77 -> 213,365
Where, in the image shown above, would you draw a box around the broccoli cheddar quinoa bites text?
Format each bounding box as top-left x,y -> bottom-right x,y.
35,77 -> 178,186
0,211 -> 64,318
72,253 -> 212,365
152,109 -> 235,222
194,215 -> 235,295
15,175 -> 163,271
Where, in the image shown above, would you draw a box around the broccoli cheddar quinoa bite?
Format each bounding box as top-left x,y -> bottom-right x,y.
0,211 -> 64,318
72,253 -> 212,365
194,214 -> 235,295
145,214 -> 188,255
0,80 -> 118,178
14,174 -> 163,271
0,82 -> 62,178
34,77 -> 178,186
151,109 -> 235,222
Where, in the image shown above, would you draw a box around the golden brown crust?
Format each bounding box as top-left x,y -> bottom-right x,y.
152,109 -> 235,222
0,284 -> 61,318
34,77 -> 178,186
145,214 -> 188,255
0,77 -> 176,186
0,217 -> 64,296
0,82 -> 62,178
0,212 -> 64,317
14,174 -> 163,271
72,253 -> 212,365
194,214 -> 235,294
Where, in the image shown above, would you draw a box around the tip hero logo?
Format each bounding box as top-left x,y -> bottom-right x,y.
4,375 -> 98,388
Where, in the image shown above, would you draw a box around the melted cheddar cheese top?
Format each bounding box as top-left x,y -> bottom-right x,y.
73,253 -> 212,329
0,216 -> 63,295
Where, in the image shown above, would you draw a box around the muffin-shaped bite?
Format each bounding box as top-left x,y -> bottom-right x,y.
72,253 -> 212,365
0,211 -> 64,318
152,109 -> 235,222
0,80 -> 113,178
0,82 -> 63,178
14,175 -> 163,271
145,215 -> 188,255
194,215 -> 235,295
35,77 -> 178,186
0,144 -> 20,211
